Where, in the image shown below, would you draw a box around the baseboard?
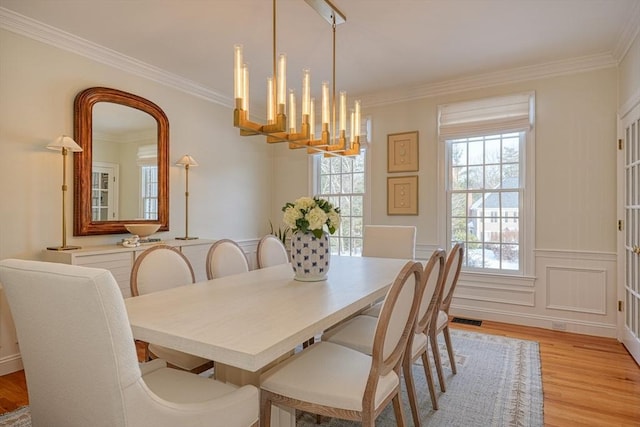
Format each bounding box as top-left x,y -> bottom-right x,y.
0,353 -> 23,375
451,304 -> 618,338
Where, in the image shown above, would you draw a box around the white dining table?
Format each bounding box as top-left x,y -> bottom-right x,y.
125,255 -> 411,426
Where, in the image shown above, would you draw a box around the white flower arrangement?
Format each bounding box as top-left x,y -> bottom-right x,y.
282,196 -> 341,239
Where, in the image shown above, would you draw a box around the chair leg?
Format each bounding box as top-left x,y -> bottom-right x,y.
260,391 -> 272,427
391,393 -> 406,427
442,326 -> 457,375
421,350 -> 439,410
430,332 -> 446,392
403,358 -> 421,427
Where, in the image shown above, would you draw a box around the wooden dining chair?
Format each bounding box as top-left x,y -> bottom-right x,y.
323,249 -> 447,425
206,239 -> 250,279
256,234 -> 289,268
430,242 -> 464,391
260,260 -> 423,427
131,245 -> 213,374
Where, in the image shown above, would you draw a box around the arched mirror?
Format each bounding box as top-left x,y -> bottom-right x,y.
73,87 -> 169,235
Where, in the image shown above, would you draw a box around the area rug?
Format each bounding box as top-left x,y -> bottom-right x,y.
298,329 -> 543,426
0,330 -> 543,427
0,406 -> 29,427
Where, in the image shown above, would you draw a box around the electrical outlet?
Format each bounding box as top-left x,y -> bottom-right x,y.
551,321 -> 567,331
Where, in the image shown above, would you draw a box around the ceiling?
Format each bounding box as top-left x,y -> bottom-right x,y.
1,0 -> 639,112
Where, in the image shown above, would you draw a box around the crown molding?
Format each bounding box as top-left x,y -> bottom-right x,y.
612,0 -> 640,62
0,7 -> 233,108
359,53 -> 617,108
0,7 -> 623,110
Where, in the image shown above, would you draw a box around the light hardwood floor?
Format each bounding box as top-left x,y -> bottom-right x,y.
1,320 -> 638,426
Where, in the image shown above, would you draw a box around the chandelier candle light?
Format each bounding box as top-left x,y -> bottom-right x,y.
233,0 -> 361,157
47,135 -> 83,251
175,154 -> 198,240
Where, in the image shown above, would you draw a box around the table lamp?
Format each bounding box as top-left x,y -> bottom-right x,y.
47,135 -> 83,250
175,154 -> 198,240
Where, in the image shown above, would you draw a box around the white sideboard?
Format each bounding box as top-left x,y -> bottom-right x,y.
43,239 -> 215,298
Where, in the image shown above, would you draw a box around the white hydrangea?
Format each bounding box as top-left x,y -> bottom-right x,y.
327,210 -> 340,229
306,206 -> 328,231
294,197 -> 316,212
282,206 -> 302,228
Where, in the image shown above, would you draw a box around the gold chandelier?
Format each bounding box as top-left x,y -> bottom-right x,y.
233,0 -> 361,157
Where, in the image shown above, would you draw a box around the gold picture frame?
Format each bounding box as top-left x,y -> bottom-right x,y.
387,176 -> 418,215
387,131 -> 419,173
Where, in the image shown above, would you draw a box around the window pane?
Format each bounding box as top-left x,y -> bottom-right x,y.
451,193 -> 467,217
352,195 -> 363,216
503,136 -> 520,162
340,195 -> 351,216
451,167 -> 468,190
485,164 -> 501,189
468,141 -> 483,165
451,142 -> 467,166
485,138 -> 501,164
342,173 -> 353,193
353,172 -> 365,193
467,166 -> 483,189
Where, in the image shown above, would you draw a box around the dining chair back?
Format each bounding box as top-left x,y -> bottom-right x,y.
256,235 -> 289,268
0,259 -> 259,427
130,245 -> 212,373
430,242 -> 464,391
362,225 -> 416,259
206,239 -> 250,279
260,260 -> 423,426
404,249 -> 446,423
130,244 -> 194,296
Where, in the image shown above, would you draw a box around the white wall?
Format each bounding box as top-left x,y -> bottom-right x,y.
0,29 -> 274,373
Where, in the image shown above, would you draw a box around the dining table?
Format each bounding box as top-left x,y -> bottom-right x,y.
125,255 -> 411,427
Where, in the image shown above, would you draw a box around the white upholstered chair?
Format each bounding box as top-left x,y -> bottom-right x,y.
360,225 -> 417,317
260,260 -> 423,427
256,235 -> 289,268
131,245 -> 213,373
206,239 -> 250,279
324,249 -> 446,425
362,225 -> 416,259
0,259 -> 259,427
430,242 -> 464,391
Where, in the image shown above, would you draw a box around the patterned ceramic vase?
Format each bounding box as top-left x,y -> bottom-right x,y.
290,231 -> 330,281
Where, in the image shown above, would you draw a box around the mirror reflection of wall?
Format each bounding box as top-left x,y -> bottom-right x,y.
92,102 -> 157,221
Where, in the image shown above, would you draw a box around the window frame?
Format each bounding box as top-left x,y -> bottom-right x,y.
437,93 -> 535,278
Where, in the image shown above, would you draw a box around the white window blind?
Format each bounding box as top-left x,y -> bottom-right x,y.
438,93 -> 533,139
136,144 -> 157,166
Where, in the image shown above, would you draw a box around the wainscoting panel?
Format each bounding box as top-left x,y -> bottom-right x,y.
450,248 -> 618,338
546,266 -> 607,314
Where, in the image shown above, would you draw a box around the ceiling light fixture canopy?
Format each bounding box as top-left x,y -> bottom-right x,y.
233,0 -> 360,157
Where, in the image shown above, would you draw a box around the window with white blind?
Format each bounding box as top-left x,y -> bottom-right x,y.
439,93 -> 535,275
314,149 -> 367,256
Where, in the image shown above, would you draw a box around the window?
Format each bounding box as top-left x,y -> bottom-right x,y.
315,149 -> 367,256
439,93 -> 534,275
137,144 -> 158,219
140,165 -> 158,219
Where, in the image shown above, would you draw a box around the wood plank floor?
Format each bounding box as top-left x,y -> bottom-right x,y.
0,320 -> 638,426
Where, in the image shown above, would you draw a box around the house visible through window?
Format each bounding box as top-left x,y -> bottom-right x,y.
439,93 -> 534,275
315,149 -> 367,256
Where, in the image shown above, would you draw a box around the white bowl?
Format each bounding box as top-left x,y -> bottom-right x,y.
124,223 -> 161,238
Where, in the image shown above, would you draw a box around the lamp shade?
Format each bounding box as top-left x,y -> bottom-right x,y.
176,154 -> 198,167
47,135 -> 83,152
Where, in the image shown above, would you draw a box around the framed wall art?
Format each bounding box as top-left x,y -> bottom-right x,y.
387,175 -> 418,215
387,131 -> 419,173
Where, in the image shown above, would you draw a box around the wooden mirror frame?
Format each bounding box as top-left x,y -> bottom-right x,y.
73,87 -> 169,236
